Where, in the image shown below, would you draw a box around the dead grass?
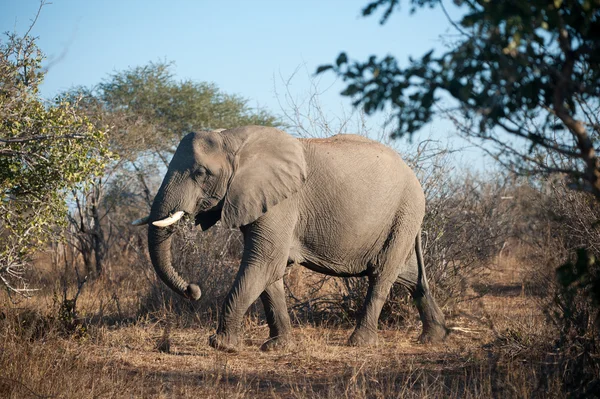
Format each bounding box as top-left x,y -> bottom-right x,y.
0,249 -> 571,398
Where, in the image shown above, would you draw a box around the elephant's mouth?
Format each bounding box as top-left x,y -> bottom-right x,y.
132,196 -> 224,228
196,195 -> 224,214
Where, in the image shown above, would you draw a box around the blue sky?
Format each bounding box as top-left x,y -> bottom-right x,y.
1,0 -> 484,163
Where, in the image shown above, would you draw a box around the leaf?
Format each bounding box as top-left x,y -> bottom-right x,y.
422,49 -> 434,63
315,65 -> 333,74
336,52 -> 348,67
341,84 -> 360,96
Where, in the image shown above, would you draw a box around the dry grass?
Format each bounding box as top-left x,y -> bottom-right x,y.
1,246 -> 571,399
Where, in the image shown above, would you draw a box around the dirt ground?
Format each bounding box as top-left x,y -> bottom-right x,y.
1,255 -> 554,398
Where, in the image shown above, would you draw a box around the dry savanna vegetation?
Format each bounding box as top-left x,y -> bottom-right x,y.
2,1 -> 600,397
2,170 -> 599,398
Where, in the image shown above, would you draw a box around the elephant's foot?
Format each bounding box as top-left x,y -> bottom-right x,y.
417,324 -> 448,344
209,332 -> 240,352
414,289 -> 448,344
348,328 -> 378,347
260,334 -> 294,352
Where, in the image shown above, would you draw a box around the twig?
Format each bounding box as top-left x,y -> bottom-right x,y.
0,376 -> 54,399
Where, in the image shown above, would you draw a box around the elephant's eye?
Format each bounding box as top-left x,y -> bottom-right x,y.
193,166 -> 208,179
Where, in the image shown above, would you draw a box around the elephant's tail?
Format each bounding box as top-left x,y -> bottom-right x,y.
413,230 -> 449,342
415,231 -> 430,292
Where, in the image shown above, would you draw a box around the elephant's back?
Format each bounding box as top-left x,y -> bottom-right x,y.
302,133 -> 373,145
301,134 -> 396,155
303,134 -> 410,164
302,134 -> 421,195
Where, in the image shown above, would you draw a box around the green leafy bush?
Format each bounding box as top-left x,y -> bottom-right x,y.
0,32 -> 112,295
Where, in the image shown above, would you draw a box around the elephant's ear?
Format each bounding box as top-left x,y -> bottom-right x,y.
222,128 -> 307,228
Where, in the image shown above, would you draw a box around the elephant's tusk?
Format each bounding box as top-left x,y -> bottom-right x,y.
152,211 -> 185,227
131,216 -> 150,226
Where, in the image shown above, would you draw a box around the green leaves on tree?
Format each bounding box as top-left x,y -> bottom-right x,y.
319,0 -> 600,198
0,32 -> 112,294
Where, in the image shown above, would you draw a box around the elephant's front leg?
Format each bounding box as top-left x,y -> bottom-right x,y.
209,221 -> 292,352
260,278 -> 293,351
209,264 -> 269,352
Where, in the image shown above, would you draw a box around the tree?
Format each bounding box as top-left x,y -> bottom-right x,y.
0,28 -> 111,295
319,0 -> 600,199
98,61 -> 279,163
60,61 -> 280,278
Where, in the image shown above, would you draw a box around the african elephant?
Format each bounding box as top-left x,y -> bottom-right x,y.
133,126 -> 447,351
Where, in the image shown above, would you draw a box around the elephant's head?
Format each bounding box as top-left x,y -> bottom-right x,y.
133,126 -> 307,300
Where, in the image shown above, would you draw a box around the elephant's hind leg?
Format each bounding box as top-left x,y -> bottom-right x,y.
412,286 -> 447,343
348,272 -> 397,347
349,221 -> 416,347
402,248 -> 447,343
259,278 -> 293,351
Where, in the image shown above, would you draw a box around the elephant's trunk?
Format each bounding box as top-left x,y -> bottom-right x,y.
147,184 -> 201,301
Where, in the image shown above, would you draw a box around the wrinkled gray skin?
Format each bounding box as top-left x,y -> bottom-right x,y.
145,126 -> 447,352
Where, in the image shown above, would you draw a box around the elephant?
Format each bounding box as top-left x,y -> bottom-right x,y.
132,126 -> 447,352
